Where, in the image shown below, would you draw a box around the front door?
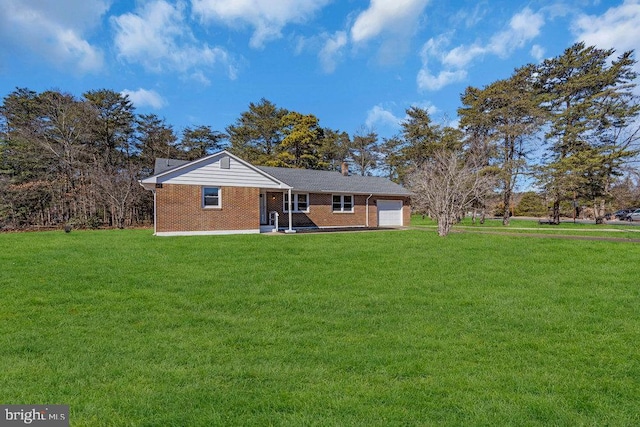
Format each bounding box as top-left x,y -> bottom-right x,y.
260,192 -> 267,224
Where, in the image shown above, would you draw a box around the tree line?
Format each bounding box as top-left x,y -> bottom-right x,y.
0,88 -> 227,229
409,42 -> 640,234
1,42 -> 638,232
0,89 -> 390,230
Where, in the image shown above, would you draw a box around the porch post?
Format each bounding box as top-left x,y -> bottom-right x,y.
286,188 -> 296,233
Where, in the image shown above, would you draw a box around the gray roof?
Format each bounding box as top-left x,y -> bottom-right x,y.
154,158 -> 190,175
257,166 -> 411,196
151,156 -> 411,196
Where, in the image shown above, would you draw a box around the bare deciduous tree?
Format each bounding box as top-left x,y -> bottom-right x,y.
409,149 -> 494,236
95,164 -> 138,229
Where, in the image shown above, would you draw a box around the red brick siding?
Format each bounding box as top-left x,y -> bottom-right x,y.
266,192 -> 410,228
156,184 -> 259,232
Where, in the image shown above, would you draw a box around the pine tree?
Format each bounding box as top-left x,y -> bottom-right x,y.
226,98 -> 287,165
535,42 -> 639,223
276,112 -> 324,169
459,64 -> 546,225
179,125 -> 227,161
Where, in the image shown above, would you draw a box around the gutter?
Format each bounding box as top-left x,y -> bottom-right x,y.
366,194 -> 372,227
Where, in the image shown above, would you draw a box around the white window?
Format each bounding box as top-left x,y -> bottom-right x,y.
284,193 -> 309,212
202,187 -> 221,208
332,195 -> 353,212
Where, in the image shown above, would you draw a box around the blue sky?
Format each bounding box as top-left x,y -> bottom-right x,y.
1,0 -> 639,141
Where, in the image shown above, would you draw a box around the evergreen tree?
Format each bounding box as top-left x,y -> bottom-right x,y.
459,64 -> 546,225
226,98 -> 288,165
535,42 -> 639,222
515,191 -> 547,217
134,114 -> 179,177
401,106 -> 450,165
83,89 -> 136,165
277,112 -> 323,168
318,129 -> 350,171
349,129 -> 380,176
379,136 -> 404,183
0,88 -> 47,183
179,125 -> 227,161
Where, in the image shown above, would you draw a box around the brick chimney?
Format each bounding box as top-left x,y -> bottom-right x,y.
341,162 -> 349,176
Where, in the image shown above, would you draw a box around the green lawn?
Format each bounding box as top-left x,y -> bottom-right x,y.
412,214 -> 640,240
1,228 -> 639,426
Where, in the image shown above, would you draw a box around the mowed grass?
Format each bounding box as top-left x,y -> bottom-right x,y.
412,214 -> 640,240
1,229 -> 639,426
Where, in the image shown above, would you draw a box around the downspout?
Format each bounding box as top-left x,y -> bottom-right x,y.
153,189 -> 157,235
286,188 -> 296,233
365,194 -> 372,227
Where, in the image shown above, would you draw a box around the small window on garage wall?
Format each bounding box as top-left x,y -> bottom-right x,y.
202,187 -> 221,208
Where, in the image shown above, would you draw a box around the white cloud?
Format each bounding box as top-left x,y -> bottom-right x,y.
112,0 -> 237,81
417,35 -> 467,91
441,8 -> 544,68
365,105 -> 403,129
530,44 -> 545,62
188,71 -> 214,86
302,0 -> 430,72
417,68 -> 467,91
421,34 -> 450,57
318,31 -> 348,73
349,0 -> 429,64
121,88 -> 167,109
417,7 -> 544,91
350,0 -> 429,43
442,45 -> 485,69
0,0 -> 107,73
572,0 -> 640,58
572,0 -> 640,97
451,3 -> 487,29
366,102 -> 442,133
488,7 -> 544,57
410,101 -> 438,116
191,0 -> 331,49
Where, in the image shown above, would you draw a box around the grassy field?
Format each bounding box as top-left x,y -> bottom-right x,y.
1,227 -> 639,426
413,215 -> 640,240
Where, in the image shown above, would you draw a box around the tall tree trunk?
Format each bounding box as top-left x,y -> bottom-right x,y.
552,199 -> 560,224
502,185 -> 511,226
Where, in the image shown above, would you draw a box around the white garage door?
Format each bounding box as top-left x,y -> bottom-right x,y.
377,200 -> 403,226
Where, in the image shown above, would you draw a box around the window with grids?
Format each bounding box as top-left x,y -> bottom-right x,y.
332,195 -> 353,212
283,193 -> 309,212
202,187 -> 221,208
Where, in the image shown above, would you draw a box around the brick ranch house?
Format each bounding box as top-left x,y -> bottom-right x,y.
139,150 -> 411,236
